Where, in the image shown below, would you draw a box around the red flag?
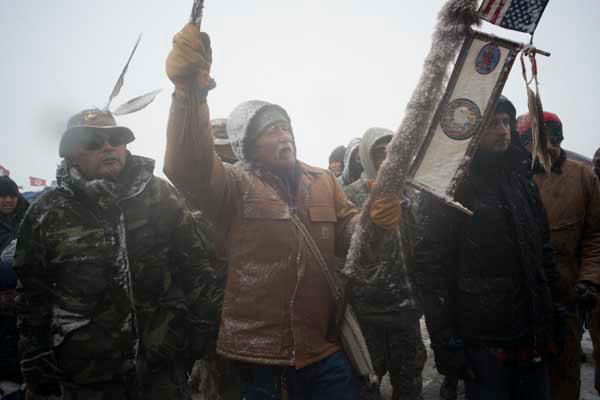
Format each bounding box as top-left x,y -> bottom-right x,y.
0,165 -> 10,176
29,177 -> 47,187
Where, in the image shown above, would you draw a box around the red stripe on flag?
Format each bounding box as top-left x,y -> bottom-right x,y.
29,177 -> 46,187
481,0 -> 498,18
491,0 -> 508,23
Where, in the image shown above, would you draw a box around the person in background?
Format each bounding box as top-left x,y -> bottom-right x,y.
212,118 -> 238,165
0,176 -> 29,254
517,111 -> 600,399
328,145 -> 346,178
344,127 -> 426,400
337,138 -> 363,187
0,176 -> 29,398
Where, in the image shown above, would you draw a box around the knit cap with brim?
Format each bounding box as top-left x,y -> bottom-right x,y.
59,109 -> 135,157
226,100 -> 292,163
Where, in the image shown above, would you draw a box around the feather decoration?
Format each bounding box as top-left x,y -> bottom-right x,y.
113,89 -> 163,116
533,87 -> 551,173
190,0 -> 205,28
343,0 -> 479,276
104,34 -> 142,111
521,51 -> 551,173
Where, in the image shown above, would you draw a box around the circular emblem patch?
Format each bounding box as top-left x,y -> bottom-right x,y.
475,43 -> 501,74
440,98 -> 481,140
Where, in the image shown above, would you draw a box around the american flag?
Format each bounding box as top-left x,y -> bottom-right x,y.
478,0 -> 549,34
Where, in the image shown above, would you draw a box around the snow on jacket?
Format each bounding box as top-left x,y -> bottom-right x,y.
343,128 -> 421,328
14,154 -> 221,384
533,149 -> 600,307
165,97 -> 359,368
414,133 -> 561,351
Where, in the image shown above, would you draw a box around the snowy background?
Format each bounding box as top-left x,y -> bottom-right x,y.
1,1 -> 598,190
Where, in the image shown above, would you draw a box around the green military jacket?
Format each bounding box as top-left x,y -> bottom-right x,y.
14,154 -> 222,384
343,177 -> 422,328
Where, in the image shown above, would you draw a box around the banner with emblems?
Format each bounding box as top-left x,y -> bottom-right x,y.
408,30 -> 521,214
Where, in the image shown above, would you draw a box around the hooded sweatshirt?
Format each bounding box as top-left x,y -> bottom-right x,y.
337,138 -> 363,187
343,128 -> 422,327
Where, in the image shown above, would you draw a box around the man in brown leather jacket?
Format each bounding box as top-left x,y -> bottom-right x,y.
163,23 -> 402,400
517,112 -> 600,400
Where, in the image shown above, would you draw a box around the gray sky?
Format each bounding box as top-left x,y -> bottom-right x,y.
1,1 -> 599,190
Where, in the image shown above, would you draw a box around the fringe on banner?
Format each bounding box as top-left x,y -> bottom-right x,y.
520,49 -> 551,174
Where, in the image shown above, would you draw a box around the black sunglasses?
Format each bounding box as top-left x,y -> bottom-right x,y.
80,132 -> 127,151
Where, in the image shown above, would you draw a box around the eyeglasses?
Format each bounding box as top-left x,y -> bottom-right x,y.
80,132 -> 127,151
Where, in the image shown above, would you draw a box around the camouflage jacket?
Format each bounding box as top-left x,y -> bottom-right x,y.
14,154 -> 222,384
343,177 -> 422,328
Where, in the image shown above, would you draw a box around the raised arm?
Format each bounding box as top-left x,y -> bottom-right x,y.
164,24 -> 231,222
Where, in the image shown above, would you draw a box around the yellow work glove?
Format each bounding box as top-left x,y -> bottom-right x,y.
166,23 -> 214,99
369,192 -> 402,230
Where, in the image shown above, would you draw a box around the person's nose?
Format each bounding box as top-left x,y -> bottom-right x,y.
496,123 -> 510,137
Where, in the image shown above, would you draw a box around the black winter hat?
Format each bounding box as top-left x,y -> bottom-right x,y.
329,145 -> 346,164
495,95 -> 517,130
0,176 -> 19,197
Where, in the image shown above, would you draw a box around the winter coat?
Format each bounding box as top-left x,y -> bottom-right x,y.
533,149 -> 600,307
414,137 -> 561,351
14,154 -> 221,384
0,194 -> 28,383
0,194 -> 29,254
165,98 -> 358,368
343,128 -> 421,328
336,137 -> 363,187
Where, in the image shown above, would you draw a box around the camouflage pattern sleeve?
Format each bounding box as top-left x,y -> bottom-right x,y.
13,203 -> 53,358
168,185 -> 225,358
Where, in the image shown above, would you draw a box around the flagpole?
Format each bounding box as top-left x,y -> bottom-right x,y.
471,29 -> 551,57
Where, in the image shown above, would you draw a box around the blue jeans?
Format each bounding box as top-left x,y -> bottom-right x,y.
464,347 -> 550,400
242,351 -> 361,400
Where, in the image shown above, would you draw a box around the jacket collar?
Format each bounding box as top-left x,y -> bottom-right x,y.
56,153 -> 155,206
244,160 -> 325,207
533,148 -> 566,175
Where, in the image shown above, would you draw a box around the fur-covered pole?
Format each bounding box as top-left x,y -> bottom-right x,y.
343,0 -> 479,274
